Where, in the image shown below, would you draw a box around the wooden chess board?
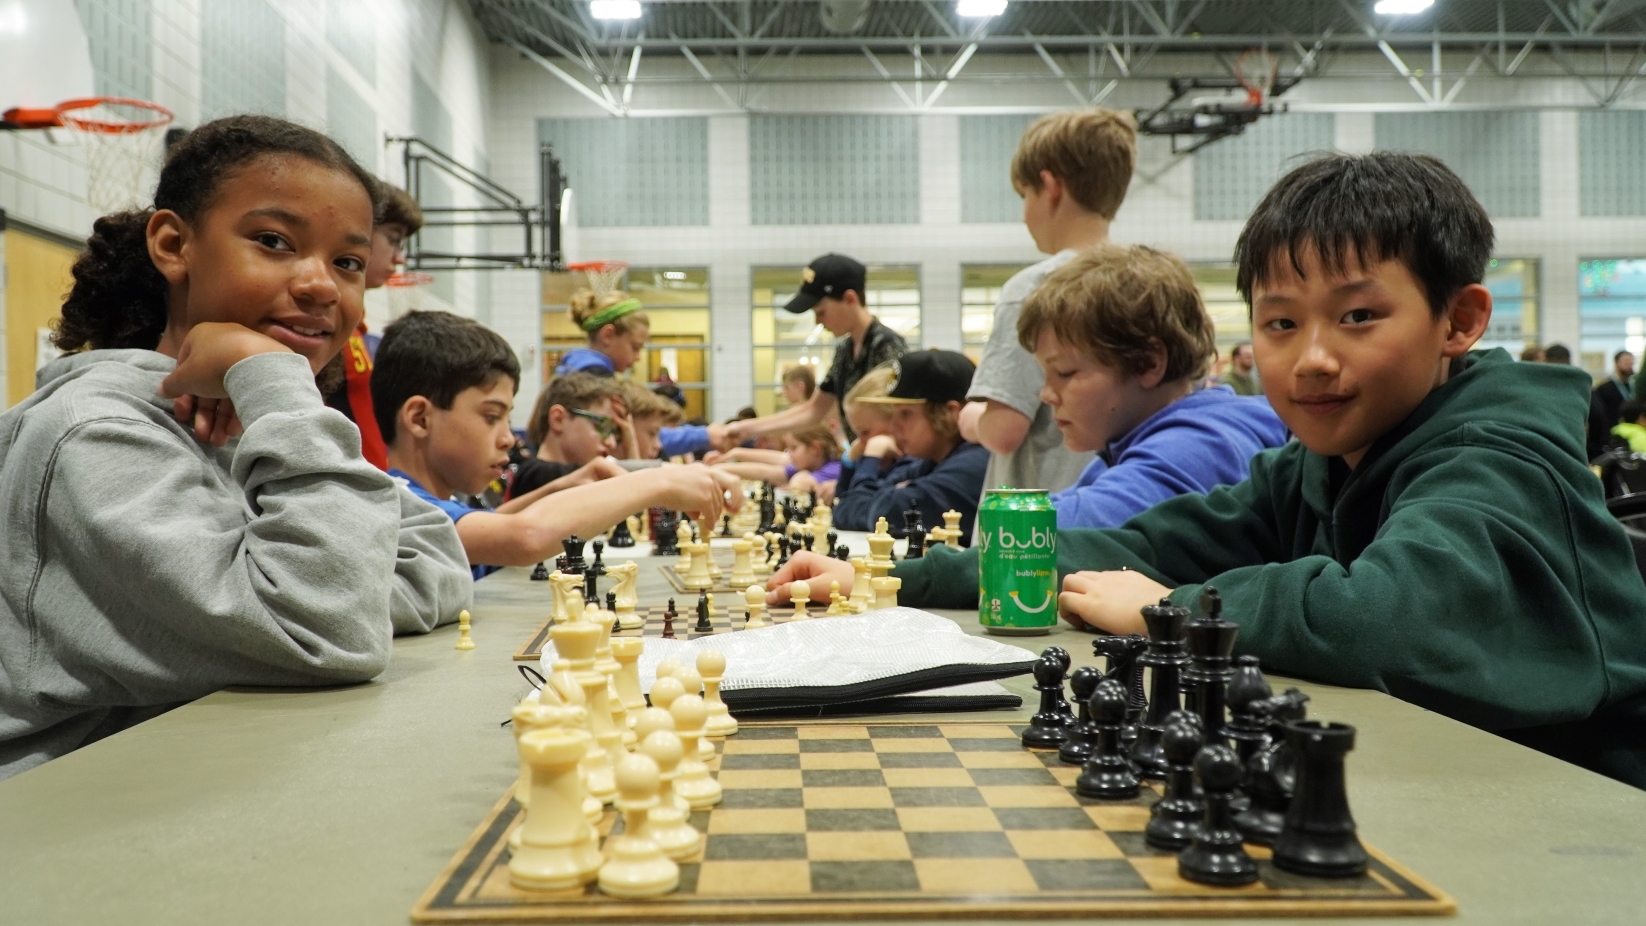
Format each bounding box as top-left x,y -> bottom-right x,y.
411,722 -> 1455,922
514,604 -> 817,662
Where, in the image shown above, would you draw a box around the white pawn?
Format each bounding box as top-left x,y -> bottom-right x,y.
825,580 -> 848,616
509,727 -> 603,891
745,532 -> 769,576
729,539 -> 755,588
696,650 -> 738,738
669,694 -> 723,810
597,753 -> 680,898
871,576 -> 902,610
743,585 -> 769,629
650,674 -> 687,714
637,731 -> 701,861
655,658 -> 685,683
611,638 -> 646,724
672,666 -> 716,762
631,707 -> 687,812
789,580 -> 811,620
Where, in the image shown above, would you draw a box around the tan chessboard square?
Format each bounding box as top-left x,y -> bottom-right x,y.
882,767 -> 973,788
695,860 -> 812,896
1085,805 -> 1153,831
802,786 -> 895,809
940,724 -> 1017,739
895,807 -> 1003,832
799,752 -> 881,770
914,858 -> 1038,894
799,725 -> 870,739
720,739 -> 800,755
806,831 -> 912,861
717,769 -> 803,789
956,751 -> 1047,769
706,808 -> 807,835
976,785 -> 1080,808
869,738 -> 953,753
1128,856 -> 1270,895
1006,829 -> 1125,860
1046,765 -> 1082,787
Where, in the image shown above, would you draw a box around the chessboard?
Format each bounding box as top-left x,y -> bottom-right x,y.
514,604 -> 805,662
411,721 -> 1453,922
657,558 -> 777,596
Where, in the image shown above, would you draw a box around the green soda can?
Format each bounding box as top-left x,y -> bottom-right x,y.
977,488 -> 1058,635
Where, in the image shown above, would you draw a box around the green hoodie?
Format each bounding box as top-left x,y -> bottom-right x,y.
897,349 -> 1646,788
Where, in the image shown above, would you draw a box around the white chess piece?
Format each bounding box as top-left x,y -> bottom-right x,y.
654,658 -> 684,683
871,576 -> 902,611
825,580 -> 847,616
610,638 -> 646,721
610,562 -> 641,629
672,666 -> 716,762
684,540 -> 713,590
848,558 -> 873,612
550,573 -> 582,623
597,753 -> 680,898
729,539 -> 755,587
649,675 -> 687,714
548,619 -> 619,805
942,510 -> 964,548
636,731 -> 701,860
745,532 -> 768,577
668,695 -> 723,810
696,650 -> 738,737
743,585 -> 768,629
789,580 -> 811,620
508,726 -> 603,891
631,707 -> 687,812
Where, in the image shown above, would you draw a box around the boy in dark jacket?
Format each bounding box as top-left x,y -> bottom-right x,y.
773,152 -> 1646,789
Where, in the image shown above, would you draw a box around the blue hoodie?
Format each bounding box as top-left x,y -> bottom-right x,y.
1053,385 -> 1289,529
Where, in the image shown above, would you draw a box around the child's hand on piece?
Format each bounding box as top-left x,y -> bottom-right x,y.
766,552 -> 853,605
1058,569 -> 1169,636
643,463 -> 741,523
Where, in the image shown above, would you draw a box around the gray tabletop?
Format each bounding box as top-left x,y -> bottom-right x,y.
1,546 -> 1643,926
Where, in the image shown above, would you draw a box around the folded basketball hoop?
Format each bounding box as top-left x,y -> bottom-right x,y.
48,98 -> 175,214
384,271 -> 436,288
569,260 -> 629,296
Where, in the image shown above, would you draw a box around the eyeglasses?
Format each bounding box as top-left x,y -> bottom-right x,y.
569,408 -> 619,439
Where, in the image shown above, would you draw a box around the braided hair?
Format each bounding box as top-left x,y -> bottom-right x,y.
55,115 -> 383,353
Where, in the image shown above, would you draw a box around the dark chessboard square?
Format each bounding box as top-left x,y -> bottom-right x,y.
802,769 -> 886,788
1026,859 -> 1151,891
739,726 -> 800,740
993,807 -> 1099,830
1073,790 -> 1157,808
717,788 -> 804,809
719,753 -> 801,770
1258,862 -> 1392,894
1035,751 -> 1067,767
890,787 -> 986,807
946,737 -> 1024,752
968,767 -> 1061,786
868,725 -> 943,739
810,860 -> 921,893
805,808 -> 903,832
1105,832 -> 1169,857
876,752 -> 962,769
676,862 -> 701,894
799,738 -> 876,753
704,834 -> 808,861
906,831 -> 1018,859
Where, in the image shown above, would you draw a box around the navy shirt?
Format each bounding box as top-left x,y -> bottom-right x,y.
832,441 -> 989,541
390,468 -> 498,580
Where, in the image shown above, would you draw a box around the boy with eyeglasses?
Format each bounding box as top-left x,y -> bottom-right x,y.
509,373 -> 630,500
373,312 -> 741,578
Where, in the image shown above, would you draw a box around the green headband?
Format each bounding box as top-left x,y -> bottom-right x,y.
581,298 -> 644,332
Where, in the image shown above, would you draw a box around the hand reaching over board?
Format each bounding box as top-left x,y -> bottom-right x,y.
766,551 -> 853,606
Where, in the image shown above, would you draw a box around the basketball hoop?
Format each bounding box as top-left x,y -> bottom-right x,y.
51,97 -> 174,214
1234,50 -> 1279,107
384,271 -> 436,288
569,260 -> 629,297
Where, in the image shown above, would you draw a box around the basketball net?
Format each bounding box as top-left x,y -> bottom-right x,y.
569,260 -> 629,297
54,98 -> 174,214
384,271 -> 435,317
1234,50 -> 1279,107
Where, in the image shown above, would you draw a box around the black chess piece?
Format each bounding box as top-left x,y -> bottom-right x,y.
1021,655 -> 1074,749
826,531 -> 838,556
903,509 -> 925,558
808,489 -> 818,513
1177,744 -> 1260,886
1093,634 -> 1148,719
1131,598 -> 1192,779
1272,721 -> 1369,878
1145,717 -> 1207,850
1042,647 -> 1076,726
1075,678 -> 1140,800
609,593 -> 620,635
1182,587 -> 1239,746
587,540 -> 607,582
694,590 -> 713,634
1057,667 -> 1104,766
719,514 -> 732,537
607,516 -> 636,548
775,535 -> 792,568
662,599 -> 677,639
554,554 -> 567,573
1224,655 -> 1274,765
653,513 -> 680,556
561,535 -> 587,575
833,544 -> 850,561
530,561 -> 550,581
1235,688 -> 1310,846
582,569 -> 600,608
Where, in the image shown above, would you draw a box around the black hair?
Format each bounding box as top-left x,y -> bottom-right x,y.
56,114 -> 383,352
1545,343 -> 1572,364
1620,398 -> 1646,425
1234,151 -> 1495,318
372,310 -> 522,443
1617,349 -> 1635,363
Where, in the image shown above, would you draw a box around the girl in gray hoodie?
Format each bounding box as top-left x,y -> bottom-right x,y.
0,116 -> 473,781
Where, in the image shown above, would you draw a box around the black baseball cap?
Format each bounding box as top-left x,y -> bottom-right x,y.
860,350 -> 976,406
783,253 -> 867,314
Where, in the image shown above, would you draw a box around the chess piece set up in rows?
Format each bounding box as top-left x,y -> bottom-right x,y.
1023,587 -> 1369,887
509,595 -> 738,898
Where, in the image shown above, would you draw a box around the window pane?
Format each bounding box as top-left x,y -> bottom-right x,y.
961,263 -> 1031,362
1581,259 -> 1646,376
1480,258 -> 1539,355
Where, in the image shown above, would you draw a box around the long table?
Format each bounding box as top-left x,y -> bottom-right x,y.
1,546 -> 1644,925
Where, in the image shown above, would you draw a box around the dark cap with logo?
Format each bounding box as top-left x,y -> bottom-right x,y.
783,253 -> 867,314
859,349 -> 976,406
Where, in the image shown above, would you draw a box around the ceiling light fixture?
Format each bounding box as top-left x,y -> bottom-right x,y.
1373,0 -> 1434,14
590,0 -> 642,21
957,0 -> 1007,18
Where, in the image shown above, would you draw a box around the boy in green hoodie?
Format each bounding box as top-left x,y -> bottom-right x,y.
772,152 -> 1646,789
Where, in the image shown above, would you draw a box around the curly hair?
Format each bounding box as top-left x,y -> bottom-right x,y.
55,114 -> 383,353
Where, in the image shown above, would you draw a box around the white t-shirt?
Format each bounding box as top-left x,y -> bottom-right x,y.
968,250 -> 1097,497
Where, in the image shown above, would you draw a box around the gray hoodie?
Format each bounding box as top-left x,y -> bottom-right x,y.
0,350 -> 473,780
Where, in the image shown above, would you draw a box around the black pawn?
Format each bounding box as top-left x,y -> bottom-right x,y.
833,544 -> 850,562
1235,688 -> 1310,846
1273,722 -> 1368,878
720,514 -> 733,537
1075,678 -> 1139,800
1177,745 -> 1259,886
1021,655 -> 1073,748
1145,718 -> 1206,850
530,561 -> 550,581
653,514 -> 679,556
554,554 -> 567,573
903,509 -> 925,558
661,599 -> 677,639
695,590 -> 713,634
607,516 -> 636,548
1131,598 -> 1192,779
775,535 -> 792,568
1057,667 -> 1104,765
1224,655 -> 1273,765
609,594 -> 620,635
826,531 -> 838,556
587,540 -> 607,582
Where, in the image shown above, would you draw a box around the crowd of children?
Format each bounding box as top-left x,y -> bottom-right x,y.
4,104 -> 1645,792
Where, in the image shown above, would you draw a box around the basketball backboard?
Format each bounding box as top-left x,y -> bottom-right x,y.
0,0 -> 95,114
